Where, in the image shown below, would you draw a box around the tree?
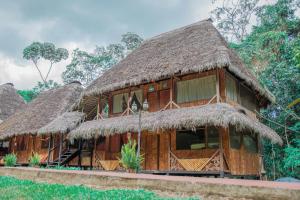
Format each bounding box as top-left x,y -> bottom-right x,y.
17,80 -> 60,103
228,0 -> 300,179
23,42 -> 68,83
211,0 -> 260,42
62,32 -> 143,86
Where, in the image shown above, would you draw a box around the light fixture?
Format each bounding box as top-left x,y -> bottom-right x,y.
143,99 -> 149,111
131,101 -> 138,113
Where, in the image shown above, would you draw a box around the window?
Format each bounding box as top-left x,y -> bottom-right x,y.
96,136 -> 106,151
226,74 -> 237,102
176,75 -> 216,103
229,126 -> 241,149
0,141 -> 9,148
41,135 -> 49,149
130,90 -> 143,111
239,84 -> 257,112
207,127 -> 219,148
243,132 -> 258,153
176,129 -> 205,150
113,93 -> 128,113
101,102 -> 109,118
17,136 -> 27,151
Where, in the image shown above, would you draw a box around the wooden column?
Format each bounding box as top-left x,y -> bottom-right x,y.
90,139 -> 94,169
58,132 -> 63,166
219,127 -> 224,178
216,69 -> 220,103
78,139 -> 82,168
170,77 -> 173,109
47,134 -> 52,166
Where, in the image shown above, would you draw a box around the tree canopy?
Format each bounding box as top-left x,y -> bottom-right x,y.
225,0 -> 300,179
23,42 -> 68,83
62,32 -> 143,87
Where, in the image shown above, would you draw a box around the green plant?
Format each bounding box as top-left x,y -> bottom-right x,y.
29,153 -> 41,167
119,138 -> 144,172
3,154 -> 17,167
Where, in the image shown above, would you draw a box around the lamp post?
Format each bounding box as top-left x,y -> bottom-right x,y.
131,99 -> 149,172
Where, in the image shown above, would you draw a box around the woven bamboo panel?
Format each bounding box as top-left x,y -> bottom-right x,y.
177,158 -> 210,171
99,160 -> 119,171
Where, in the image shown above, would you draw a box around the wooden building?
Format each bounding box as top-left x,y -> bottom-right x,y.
0,19 -> 283,177
68,19 -> 282,176
0,82 -> 83,164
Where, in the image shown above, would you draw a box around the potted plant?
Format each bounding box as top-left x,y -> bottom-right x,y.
3,153 -> 17,167
29,153 -> 41,167
119,138 -> 143,173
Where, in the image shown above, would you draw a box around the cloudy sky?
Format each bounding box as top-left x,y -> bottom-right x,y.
0,0 -> 278,89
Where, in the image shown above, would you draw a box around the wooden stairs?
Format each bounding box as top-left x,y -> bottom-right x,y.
47,149 -> 80,167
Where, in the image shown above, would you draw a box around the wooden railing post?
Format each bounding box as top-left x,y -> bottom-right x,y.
47,134 -> 52,166
219,128 -> 224,178
78,139 -> 82,168
58,132 -> 63,166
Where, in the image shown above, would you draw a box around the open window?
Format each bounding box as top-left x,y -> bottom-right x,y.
226,74 -> 238,102
229,126 -> 241,149
207,126 -> 219,148
96,136 -> 106,151
176,75 -> 216,103
130,89 -> 143,111
176,128 -> 205,150
243,131 -> 258,153
112,93 -> 128,114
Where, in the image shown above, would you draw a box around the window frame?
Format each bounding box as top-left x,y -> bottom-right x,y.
175,75 -> 217,104
175,126 -> 220,151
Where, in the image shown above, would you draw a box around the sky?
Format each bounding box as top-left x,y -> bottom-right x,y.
0,0 -> 282,89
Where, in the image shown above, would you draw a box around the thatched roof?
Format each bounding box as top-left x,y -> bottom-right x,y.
84,19 -> 274,103
0,83 -> 25,122
69,103 -> 282,145
38,111 -> 85,135
0,82 -> 83,139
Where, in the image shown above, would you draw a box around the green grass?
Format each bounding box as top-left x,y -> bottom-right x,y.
0,176 -> 198,200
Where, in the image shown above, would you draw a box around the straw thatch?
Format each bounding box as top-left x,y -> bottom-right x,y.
84,19 -> 274,102
0,83 -> 25,122
38,111 -> 85,135
69,103 -> 282,145
0,82 -> 83,139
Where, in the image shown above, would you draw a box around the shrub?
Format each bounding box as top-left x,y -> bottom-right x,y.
119,138 -> 143,172
29,153 -> 41,167
3,154 -> 17,167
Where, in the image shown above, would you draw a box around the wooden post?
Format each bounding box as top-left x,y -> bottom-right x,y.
170,77 -> 173,109
90,139 -> 94,169
47,134 -> 52,166
219,128 -> 224,178
216,69 -> 220,103
58,132 -> 63,166
78,139 -> 82,168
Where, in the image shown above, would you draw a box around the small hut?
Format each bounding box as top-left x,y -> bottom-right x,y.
0,83 -> 25,158
68,19 -> 282,177
0,82 -> 83,164
0,83 -> 25,122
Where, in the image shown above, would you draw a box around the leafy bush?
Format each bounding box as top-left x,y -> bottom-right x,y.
3,154 -> 17,167
119,138 -> 143,172
29,153 -> 41,167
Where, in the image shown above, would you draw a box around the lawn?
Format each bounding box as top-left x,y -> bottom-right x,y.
0,176 -> 198,200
